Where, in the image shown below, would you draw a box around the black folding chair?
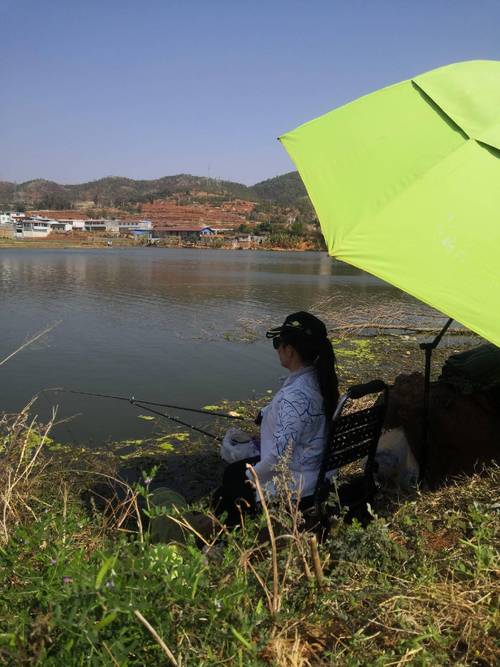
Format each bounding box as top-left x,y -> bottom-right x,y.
302,380 -> 388,524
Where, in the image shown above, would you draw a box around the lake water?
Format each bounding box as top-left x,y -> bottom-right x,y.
0,247 -> 425,445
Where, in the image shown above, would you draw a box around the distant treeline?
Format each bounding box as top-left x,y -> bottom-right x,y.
0,172 -> 308,210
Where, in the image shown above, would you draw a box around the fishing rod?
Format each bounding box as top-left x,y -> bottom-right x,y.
49,387 -> 249,442
131,401 -> 222,442
60,388 -> 245,421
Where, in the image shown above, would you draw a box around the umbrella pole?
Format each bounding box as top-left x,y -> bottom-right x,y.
418,318 -> 453,484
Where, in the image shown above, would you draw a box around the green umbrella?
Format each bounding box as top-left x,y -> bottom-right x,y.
279,60 -> 500,347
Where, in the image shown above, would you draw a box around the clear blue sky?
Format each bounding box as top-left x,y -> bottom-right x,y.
1,0 -> 500,185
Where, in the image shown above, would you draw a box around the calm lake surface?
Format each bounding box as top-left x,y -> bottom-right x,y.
0,248 -> 420,444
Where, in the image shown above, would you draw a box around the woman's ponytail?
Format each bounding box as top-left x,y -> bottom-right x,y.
315,337 -> 339,421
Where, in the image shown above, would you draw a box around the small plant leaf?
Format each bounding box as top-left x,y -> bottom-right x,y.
230,626 -> 254,652
0,633 -> 17,647
95,611 -> 118,630
95,555 -> 117,590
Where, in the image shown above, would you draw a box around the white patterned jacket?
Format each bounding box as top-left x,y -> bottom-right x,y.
249,365 -> 328,498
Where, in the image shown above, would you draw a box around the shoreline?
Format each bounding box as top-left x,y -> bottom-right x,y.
0,238 -> 323,252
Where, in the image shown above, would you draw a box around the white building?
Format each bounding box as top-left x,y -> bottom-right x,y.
49,221 -> 73,232
57,218 -> 85,231
16,218 -> 52,238
14,216 -> 74,238
0,212 -> 17,237
118,219 -> 153,237
84,219 -> 120,234
10,214 -> 152,238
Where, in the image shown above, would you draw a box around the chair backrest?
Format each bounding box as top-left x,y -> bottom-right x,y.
313,380 -> 388,503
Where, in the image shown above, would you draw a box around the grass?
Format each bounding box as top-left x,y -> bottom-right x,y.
0,408 -> 499,665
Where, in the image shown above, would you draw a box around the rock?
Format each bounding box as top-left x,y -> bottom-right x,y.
384,372 -> 500,487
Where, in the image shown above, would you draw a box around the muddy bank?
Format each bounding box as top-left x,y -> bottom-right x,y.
0,236 -> 321,251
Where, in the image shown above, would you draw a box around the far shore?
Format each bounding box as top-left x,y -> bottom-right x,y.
0,237 -> 323,252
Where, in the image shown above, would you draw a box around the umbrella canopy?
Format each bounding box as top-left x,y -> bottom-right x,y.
279,60 -> 500,347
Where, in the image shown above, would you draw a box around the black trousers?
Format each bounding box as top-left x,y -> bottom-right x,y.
212,457 -> 260,527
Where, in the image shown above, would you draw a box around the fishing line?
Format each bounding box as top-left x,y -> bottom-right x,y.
40,388 -> 80,447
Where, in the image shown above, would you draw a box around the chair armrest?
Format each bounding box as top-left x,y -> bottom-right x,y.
346,380 -> 387,400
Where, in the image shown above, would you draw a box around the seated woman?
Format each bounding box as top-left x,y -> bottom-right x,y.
213,311 -> 339,526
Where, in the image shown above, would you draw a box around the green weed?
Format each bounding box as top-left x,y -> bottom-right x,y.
0,410 -> 498,665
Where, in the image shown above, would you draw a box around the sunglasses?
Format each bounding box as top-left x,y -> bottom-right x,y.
272,337 -> 282,350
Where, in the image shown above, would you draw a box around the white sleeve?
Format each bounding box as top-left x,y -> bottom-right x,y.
249,389 -> 308,485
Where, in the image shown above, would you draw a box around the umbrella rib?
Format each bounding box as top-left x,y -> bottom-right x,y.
410,80 -> 470,142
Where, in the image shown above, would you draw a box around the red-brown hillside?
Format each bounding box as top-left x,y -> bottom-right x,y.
28,198 -> 256,230
139,200 -> 253,228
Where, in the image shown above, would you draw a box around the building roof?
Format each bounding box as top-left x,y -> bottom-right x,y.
155,226 -> 217,233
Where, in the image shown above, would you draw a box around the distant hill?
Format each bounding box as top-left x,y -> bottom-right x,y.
0,172 -> 308,209
251,171 -> 307,205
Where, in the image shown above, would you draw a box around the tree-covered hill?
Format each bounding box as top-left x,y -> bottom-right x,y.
0,172 -> 308,210
251,171 -> 307,205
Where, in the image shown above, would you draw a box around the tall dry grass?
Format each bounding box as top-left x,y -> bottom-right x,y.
0,401 -> 142,547
0,402 -> 56,544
